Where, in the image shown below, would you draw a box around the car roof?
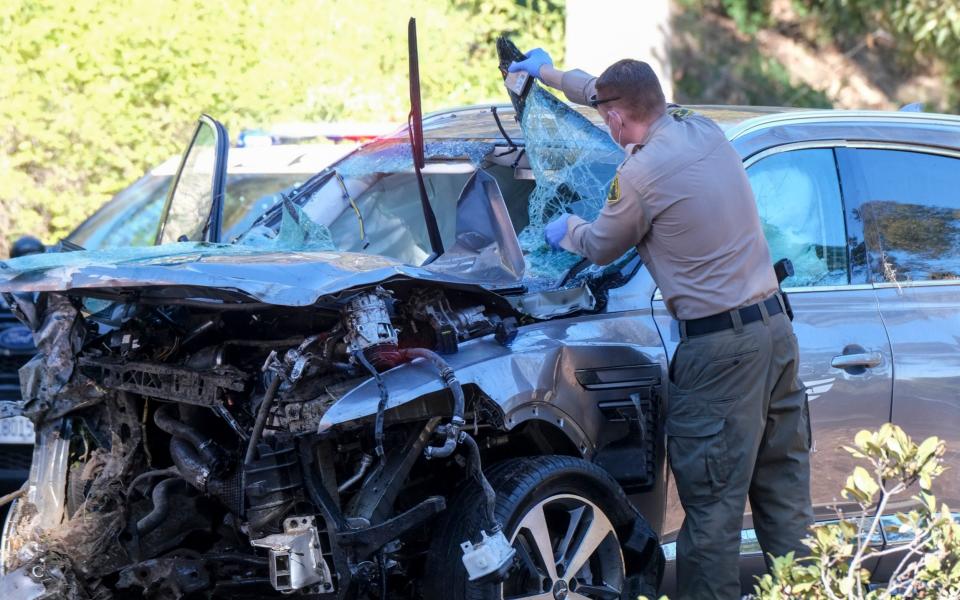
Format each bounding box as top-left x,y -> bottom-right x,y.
729,109 -> 960,157
148,143 -> 357,177
404,102 -> 960,153
403,103 -> 804,141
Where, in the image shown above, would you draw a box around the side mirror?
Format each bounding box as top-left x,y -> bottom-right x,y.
10,235 -> 45,258
155,115 -> 229,245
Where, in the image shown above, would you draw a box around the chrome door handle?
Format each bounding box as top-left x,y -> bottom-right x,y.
831,352 -> 882,369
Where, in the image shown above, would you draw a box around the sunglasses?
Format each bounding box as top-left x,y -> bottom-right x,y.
589,95 -> 621,109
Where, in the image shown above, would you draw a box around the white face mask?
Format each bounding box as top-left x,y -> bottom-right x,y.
605,111 -> 625,148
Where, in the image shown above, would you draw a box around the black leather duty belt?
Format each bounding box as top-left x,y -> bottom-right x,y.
682,294 -> 784,337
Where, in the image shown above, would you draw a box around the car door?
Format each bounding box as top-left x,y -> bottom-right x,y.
155,114 -> 229,245
653,145 -> 894,587
836,144 -> 960,526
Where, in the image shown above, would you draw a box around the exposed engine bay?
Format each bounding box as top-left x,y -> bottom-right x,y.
0,37 -> 664,599
2,283 -> 521,599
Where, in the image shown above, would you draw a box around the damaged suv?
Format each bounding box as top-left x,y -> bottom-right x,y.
0,42 -> 666,599
3,37 -> 960,599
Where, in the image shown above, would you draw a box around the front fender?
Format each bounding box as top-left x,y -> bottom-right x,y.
318,312 -> 666,457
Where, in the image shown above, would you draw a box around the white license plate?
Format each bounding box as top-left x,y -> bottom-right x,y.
0,417 -> 34,444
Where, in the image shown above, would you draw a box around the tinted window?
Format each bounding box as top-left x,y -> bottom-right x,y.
221,174 -> 306,242
69,173 -> 303,249
747,148 -> 848,287
844,149 -> 960,283
68,176 -> 172,250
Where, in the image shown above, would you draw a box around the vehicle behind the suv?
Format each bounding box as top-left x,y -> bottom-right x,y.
0,142 -> 355,504
0,296 -> 34,493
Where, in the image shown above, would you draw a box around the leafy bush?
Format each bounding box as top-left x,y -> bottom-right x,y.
789,1 -> 960,108
675,0 -> 773,33
802,0 -> 960,60
643,424 -> 958,599
752,423 -> 956,599
0,0 -> 563,255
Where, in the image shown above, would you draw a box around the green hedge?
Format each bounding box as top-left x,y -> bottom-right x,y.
0,0 -> 563,255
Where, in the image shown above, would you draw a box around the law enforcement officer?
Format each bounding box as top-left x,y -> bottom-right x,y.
509,50 -> 814,599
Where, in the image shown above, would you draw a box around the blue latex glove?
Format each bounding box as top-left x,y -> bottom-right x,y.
544,213 -> 571,250
508,48 -> 553,80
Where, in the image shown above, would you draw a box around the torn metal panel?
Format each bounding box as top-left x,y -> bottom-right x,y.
22,295 -> 83,411
0,248 -> 517,310
318,313 -> 665,455
17,293 -> 107,423
5,394 -> 144,596
425,170 -> 526,285
506,285 -> 596,319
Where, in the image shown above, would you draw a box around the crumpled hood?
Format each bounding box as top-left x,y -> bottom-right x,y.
0,242 -> 505,307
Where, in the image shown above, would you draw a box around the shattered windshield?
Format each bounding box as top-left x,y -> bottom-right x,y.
516,87 -> 625,281
239,85 -> 623,290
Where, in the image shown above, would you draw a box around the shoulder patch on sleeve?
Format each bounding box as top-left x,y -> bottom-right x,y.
668,106 -> 695,121
606,173 -> 622,205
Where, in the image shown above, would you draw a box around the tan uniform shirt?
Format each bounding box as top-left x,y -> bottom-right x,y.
558,69 -> 778,320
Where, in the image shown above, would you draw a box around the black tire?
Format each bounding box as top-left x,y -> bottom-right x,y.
422,455 -> 663,600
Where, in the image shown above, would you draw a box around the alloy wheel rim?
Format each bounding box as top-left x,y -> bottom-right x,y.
501,493 -> 624,600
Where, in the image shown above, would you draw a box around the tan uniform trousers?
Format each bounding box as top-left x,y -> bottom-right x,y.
667,304 -> 813,600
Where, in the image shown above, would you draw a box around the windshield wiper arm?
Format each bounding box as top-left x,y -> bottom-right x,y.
408,17 -> 444,263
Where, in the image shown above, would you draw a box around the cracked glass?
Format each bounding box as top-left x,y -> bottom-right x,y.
516,86 -> 625,285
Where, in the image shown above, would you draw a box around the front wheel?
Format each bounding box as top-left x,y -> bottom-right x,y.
423,455 -> 661,600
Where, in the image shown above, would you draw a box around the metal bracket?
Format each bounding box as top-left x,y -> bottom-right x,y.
250,516 -> 334,594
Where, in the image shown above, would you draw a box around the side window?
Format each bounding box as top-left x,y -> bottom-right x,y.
746,148 -> 848,287
842,148 -> 960,283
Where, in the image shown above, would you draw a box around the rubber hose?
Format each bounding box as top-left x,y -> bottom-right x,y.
245,375 -> 283,465
154,404 -> 208,450
125,467 -> 180,498
170,436 -> 212,493
356,350 -> 390,458
399,348 -> 465,425
461,432 -> 498,531
136,477 -> 181,536
154,404 -> 224,472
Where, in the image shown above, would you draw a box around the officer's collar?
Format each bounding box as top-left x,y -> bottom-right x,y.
624,112 -> 673,155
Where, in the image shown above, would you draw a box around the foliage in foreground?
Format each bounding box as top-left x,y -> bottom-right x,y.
643,423 -> 958,599
752,423 -> 957,599
0,0 -> 563,255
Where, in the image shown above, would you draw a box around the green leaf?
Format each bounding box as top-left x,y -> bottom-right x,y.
852,466 -> 879,500
916,436 -> 941,464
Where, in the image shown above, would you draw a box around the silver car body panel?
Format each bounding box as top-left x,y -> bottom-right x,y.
876,280 -> 960,512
